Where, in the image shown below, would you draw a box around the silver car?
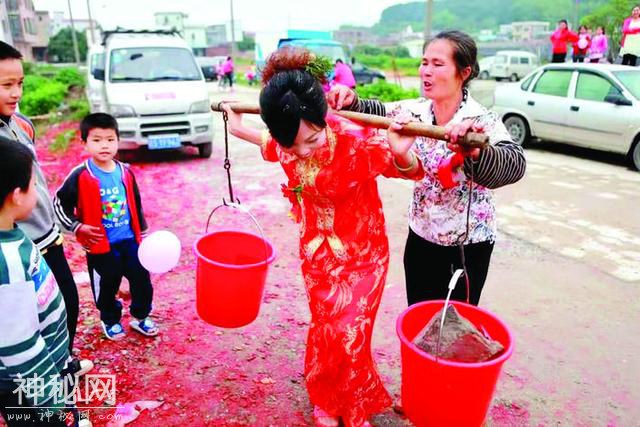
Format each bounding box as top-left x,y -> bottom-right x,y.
493,63 -> 640,171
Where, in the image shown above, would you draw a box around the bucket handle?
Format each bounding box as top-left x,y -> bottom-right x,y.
205,201 -> 271,262
435,269 -> 464,363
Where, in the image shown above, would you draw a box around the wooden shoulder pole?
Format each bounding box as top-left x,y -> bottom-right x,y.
211,102 -> 489,148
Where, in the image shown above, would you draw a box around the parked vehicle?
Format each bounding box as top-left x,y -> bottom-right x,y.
196,56 -> 226,81
479,56 -> 495,80
493,63 -> 640,170
351,62 -> 386,85
276,38 -> 385,85
86,43 -> 105,113
89,29 -> 214,158
490,50 -> 539,82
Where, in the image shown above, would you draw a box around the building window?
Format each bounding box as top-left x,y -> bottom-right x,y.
9,15 -> 21,38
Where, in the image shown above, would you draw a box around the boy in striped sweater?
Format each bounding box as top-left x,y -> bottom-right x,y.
0,41 -> 91,376
0,138 -> 90,426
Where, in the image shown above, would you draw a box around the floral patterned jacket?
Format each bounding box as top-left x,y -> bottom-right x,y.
348,93 -> 526,246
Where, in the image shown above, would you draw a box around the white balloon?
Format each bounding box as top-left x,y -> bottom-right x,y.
138,230 -> 182,274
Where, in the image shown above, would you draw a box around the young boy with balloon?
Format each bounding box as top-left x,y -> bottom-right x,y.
54,113 -> 163,340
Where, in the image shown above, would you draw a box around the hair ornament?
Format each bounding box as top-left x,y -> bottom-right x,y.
304,54 -> 332,83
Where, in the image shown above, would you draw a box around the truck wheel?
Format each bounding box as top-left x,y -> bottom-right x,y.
198,142 -> 212,158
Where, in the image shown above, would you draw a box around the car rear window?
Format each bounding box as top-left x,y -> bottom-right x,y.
533,70 -> 572,97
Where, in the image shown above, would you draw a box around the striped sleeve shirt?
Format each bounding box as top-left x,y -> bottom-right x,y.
345,94 -> 526,189
0,227 -> 70,409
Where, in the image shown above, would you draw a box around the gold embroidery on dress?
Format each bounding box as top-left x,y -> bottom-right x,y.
294,127 -> 336,187
296,128 -> 346,261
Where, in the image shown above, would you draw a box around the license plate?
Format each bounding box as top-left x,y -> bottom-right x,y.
147,134 -> 182,150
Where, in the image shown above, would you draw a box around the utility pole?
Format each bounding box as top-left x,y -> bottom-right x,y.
574,0 -> 580,29
67,0 -> 80,64
86,0 -> 95,45
425,0 -> 433,42
229,0 -> 237,59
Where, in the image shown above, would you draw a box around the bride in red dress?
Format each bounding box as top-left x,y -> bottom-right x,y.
221,48 -> 424,427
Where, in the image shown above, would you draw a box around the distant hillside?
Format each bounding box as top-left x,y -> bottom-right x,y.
371,0 -> 610,35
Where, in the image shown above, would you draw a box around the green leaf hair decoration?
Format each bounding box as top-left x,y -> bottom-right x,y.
305,55 -> 333,82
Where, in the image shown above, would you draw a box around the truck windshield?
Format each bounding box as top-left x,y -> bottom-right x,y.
303,44 -> 346,62
109,47 -> 201,82
281,41 -> 347,62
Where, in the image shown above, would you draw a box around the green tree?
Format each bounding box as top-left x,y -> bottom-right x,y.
48,28 -> 88,63
582,0 -> 637,56
373,0 -> 611,35
237,35 -> 255,52
354,45 -> 383,56
435,10 -> 458,30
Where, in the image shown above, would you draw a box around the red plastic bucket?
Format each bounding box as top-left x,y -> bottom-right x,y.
396,300 -> 514,427
194,229 -> 275,328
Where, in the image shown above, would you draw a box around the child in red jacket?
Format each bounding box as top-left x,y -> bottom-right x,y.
572,25 -> 592,62
54,113 -> 158,340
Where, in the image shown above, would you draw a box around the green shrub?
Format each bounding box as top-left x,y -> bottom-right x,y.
54,67 -> 85,88
355,54 -> 420,76
22,75 -> 49,94
69,99 -> 90,121
21,65 -> 87,117
353,45 -> 412,58
22,62 -> 35,75
32,64 -> 58,79
50,129 -> 77,153
355,80 -> 419,102
20,78 -> 67,116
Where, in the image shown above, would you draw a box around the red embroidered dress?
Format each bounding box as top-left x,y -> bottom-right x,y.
261,114 -> 424,426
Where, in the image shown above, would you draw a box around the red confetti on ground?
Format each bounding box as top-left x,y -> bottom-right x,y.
7,122 -> 526,426
33,125 -> 327,426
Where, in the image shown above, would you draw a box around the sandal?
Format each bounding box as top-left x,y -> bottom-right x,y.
313,406 -> 339,427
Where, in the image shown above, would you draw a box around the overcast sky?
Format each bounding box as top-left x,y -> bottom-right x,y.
33,0 -> 403,32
